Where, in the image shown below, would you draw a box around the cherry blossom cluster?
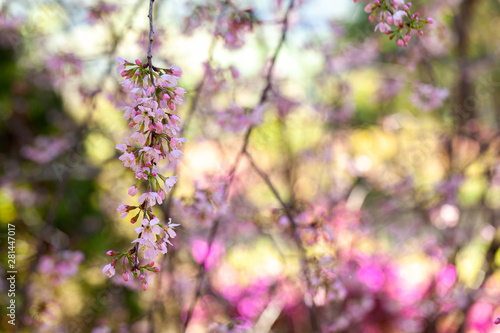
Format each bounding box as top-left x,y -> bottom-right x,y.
182,180 -> 227,226
20,135 -> 70,164
87,0 -> 118,23
354,0 -> 433,46
218,104 -> 262,132
27,251 -> 84,328
102,57 -> 186,290
184,1 -> 258,49
410,81 -> 449,112
45,52 -> 83,85
38,250 -> 84,284
216,7 -> 257,50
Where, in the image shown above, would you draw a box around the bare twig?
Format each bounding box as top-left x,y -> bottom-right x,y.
225,0 -> 294,191
147,0 -> 156,88
182,0 -> 298,331
244,151 -> 321,332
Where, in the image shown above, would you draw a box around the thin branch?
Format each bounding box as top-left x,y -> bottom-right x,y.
244,151 -> 320,332
182,0 -> 297,331
182,218 -> 221,331
147,0 -> 156,88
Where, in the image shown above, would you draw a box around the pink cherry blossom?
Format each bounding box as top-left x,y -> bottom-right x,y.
119,152 -> 136,169
102,263 -> 115,277
134,217 -> 162,242
138,191 -> 163,206
128,185 -> 138,196
132,238 -> 159,260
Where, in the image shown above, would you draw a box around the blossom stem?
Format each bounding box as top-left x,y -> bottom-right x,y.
147,0 -> 156,88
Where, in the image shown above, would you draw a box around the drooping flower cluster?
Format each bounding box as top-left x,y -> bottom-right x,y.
354,0 -> 433,46
102,57 -> 185,290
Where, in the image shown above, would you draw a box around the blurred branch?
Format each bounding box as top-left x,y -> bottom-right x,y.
453,0 -> 480,130
225,0 -> 294,191
182,0 -> 296,331
244,150 -> 321,332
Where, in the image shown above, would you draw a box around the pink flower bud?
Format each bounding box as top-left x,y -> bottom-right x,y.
135,59 -> 142,66
122,272 -> 129,282
153,267 -> 160,272
149,124 -> 155,132
152,172 -> 157,177
364,4 -> 373,13
145,161 -> 152,167
404,34 -> 411,43
142,281 -> 148,291
168,102 -> 175,111
387,16 -> 394,24
128,122 -> 134,127
155,121 -> 163,131
396,38 -> 405,47
106,250 -> 118,256
135,71 -> 140,76
403,5 -> 408,11
147,261 -> 155,267
427,17 -> 433,24
121,71 -> 128,77
128,185 -> 138,196
418,30 -> 424,36
407,2 -> 412,7
131,216 -> 138,224
169,66 -> 183,78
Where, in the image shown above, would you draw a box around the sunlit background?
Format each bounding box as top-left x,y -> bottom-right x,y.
2,0 -> 500,332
